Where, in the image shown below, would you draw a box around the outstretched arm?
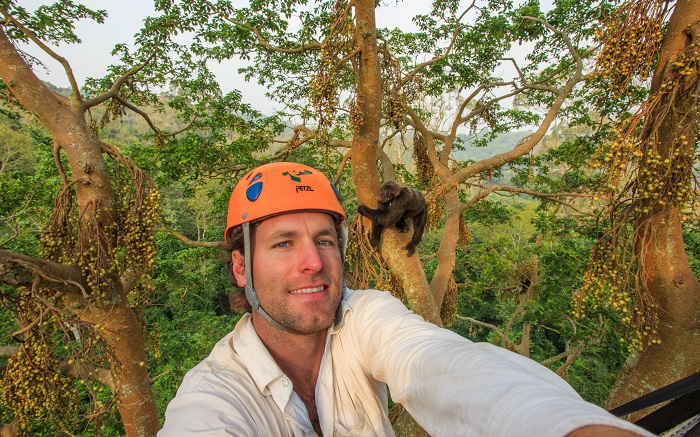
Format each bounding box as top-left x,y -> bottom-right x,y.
346,290 -> 653,437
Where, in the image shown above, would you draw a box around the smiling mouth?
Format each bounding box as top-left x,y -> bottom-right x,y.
289,286 -> 325,294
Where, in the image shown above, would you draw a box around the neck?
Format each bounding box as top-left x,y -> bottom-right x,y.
253,316 -> 327,434
252,314 -> 328,380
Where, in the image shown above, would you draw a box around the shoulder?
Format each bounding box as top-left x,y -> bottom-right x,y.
344,288 -> 401,307
174,330 -> 250,395
400,185 -> 423,201
160,326 -> 269,436
343,288 -> 420,324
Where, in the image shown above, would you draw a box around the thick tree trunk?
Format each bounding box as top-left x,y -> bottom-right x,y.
350,0 -> 442,325
349,2 -> 436,435
90,303 -> 157,436
349,0 -> 382,189
606,0 -> 700,417
607,210 -> 700,417
0,28 -> 159,436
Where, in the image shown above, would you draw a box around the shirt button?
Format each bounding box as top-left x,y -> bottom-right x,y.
282,378 -> 289,387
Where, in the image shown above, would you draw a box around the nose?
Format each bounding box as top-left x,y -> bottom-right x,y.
297,240 -> 323,273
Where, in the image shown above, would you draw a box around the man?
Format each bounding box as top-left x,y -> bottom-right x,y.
160,162 -> 651,436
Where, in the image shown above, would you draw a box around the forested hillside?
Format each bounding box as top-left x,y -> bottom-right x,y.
453,130 -> 533,161
1,0 -> 699,435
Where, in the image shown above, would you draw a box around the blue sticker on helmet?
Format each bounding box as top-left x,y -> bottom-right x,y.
331,183 -> 341,201
246,181 -> 263,201
249,172 -> 263,185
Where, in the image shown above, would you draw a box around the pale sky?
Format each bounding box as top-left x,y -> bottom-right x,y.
19,0 -> 430,115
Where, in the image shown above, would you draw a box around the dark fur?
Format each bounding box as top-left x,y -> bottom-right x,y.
357,180 -> 427,257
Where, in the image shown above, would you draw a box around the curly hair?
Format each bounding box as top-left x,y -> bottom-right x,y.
224,226 -> 252,313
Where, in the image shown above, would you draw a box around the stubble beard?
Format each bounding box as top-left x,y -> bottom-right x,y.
272,275 -> 344,334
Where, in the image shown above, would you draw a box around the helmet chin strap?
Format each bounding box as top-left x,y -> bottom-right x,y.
242,221 -> 301,334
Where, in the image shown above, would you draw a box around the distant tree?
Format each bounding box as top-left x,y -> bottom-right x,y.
0,119 -> 33,176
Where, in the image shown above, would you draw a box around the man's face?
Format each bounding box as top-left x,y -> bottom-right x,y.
232,212 -> 344,334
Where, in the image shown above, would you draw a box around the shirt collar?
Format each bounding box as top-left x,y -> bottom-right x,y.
330,287 -> 353,334
232,314 -> 286,395
231,289 -> 355,392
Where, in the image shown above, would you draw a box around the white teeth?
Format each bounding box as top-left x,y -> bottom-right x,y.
289,286 -> 324,294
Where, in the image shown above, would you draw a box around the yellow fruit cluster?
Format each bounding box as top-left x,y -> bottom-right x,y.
574,244 -> 660,352
593,0 -> 665,95
120,188 -> 161,273
309,1 -> 352,148
0,322 -> 81,434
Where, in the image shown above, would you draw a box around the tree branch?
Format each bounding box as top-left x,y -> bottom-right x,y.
113,95 -> 162,135
455,314 -> 516,350
270,125 -> 351,157
81,50 -> 159,110
10,301 -> 50,340
432,30 -> 585,202
402,1 -> 475,85
461,184 -> 595,216
59,360 -> 115,392
52,140 -> 69,187
0,6 -> 81,103
152,227 -> 221,248
499,57 -> 526,83
333,151 -> 352,186
539,341 -> 585,367
0,249 -> 86,297
225,19 -> 322,53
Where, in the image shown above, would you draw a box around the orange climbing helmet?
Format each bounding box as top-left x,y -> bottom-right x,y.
226,162 -> 348,330
225,162 -> 346,240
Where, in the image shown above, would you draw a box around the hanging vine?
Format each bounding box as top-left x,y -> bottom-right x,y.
345,215 -> 403,300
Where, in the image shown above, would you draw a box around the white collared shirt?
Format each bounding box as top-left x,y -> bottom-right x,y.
159,289 -> 652,437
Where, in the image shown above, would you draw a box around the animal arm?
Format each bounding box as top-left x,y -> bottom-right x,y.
357,181 -> 428,257
359,203 -> 406,226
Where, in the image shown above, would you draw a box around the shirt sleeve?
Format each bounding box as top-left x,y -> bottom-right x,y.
347,289 -> 654,437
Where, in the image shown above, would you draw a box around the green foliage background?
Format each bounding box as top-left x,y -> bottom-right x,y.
1,0 -> 699,433
3,101 -> 699,433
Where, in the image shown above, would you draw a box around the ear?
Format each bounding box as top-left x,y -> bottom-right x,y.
231,251 -> 247,287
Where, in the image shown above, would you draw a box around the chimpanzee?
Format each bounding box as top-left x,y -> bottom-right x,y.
357,180 -> 427,257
